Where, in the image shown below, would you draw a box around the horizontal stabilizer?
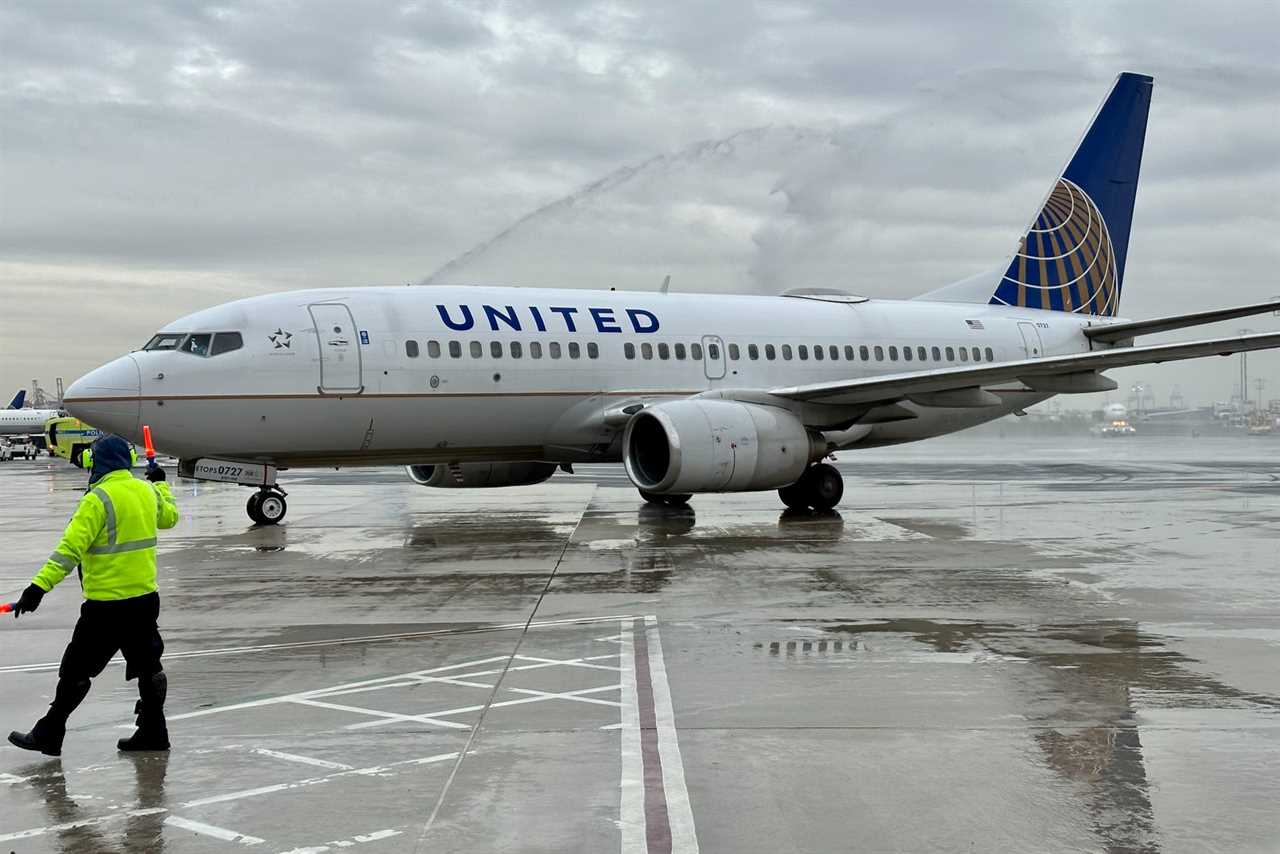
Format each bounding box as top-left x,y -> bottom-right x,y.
1085,299 -> 1280,343
771,331 -> 1280,406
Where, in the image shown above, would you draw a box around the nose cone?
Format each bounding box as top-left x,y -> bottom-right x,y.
65,355 -> 142,440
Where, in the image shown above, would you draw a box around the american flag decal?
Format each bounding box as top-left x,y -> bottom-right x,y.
966,319 -> 985,330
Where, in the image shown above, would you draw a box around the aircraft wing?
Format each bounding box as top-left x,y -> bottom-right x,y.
1084,299 -> 1280,343
769,331 -> 1280,406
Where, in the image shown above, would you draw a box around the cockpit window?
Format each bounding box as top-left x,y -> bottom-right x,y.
143,333 -> 185,351
210,332 -> 243,355
144,331 -> 242,356
183,334 -> 213,356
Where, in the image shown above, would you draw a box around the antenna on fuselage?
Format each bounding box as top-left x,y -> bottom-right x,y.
660,274 -> 671,295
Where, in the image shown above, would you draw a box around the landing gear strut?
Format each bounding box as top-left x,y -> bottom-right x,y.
247,487 -> 288,526
778,462 -> 843,511
639,489 -> 692,507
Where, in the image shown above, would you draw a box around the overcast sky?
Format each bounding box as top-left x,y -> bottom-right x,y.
2,1 -> 1277,408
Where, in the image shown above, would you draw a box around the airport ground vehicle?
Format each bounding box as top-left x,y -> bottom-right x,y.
1,437 -> 40,460
63,73 -> 1280,525
44,417 -> 104,466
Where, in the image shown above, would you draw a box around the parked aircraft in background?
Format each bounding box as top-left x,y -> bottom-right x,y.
7,391 -> 26,409
0,402 -> 65,436
65,72 -> 1280,525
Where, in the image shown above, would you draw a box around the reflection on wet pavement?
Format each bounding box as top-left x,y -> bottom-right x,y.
1,437 -> 1278,853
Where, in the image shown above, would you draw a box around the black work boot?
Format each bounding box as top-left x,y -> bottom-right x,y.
118,671 -> 169,752
8,717 -> 67,756
117,723 -> 169,752
8,675 -> 90,756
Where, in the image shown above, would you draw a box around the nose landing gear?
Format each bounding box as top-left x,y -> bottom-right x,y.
246,487 -> 288,526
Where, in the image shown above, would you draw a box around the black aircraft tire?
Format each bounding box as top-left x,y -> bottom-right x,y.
246,493 -> 265,525
807,463 -> 844,511
257,492 -> 287,525
639,489 -> 692,506
778,481 -> 810,509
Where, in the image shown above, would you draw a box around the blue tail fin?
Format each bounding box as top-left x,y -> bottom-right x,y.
7,390 -> 25,409
991,72 -> 1153,317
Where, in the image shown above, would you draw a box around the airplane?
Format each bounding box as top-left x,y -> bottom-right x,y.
63,72 -> 1280,525
0,397 -> 65,436
7,391 -> 26,409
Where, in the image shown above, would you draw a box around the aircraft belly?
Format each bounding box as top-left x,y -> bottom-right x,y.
147,393 -> 598,466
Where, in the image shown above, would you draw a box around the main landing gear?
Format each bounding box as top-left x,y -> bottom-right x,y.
246,487 -> 288,526
639,489 -> 692,507
778,462 -> 844,511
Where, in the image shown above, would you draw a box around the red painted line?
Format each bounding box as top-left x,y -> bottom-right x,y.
633,617 -> 672,853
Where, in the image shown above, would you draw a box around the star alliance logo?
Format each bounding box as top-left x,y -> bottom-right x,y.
269,329 -> 293,349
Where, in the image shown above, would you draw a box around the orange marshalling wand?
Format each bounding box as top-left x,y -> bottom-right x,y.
142,424 -> 157,468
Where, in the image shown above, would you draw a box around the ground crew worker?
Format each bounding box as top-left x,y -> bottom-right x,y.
8,434 -> 180,756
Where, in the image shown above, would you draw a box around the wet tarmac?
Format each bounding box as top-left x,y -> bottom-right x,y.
1,436 -> 1278,853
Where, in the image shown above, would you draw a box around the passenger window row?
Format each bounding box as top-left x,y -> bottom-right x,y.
625,341 -> 997,364
403,338 -> 996,365
623,342 -> 709,361
406,339 -> 599,360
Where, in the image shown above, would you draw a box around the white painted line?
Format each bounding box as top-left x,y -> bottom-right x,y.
166,655 -> 515,721
251,748 -> 354,771
505,685 -> 622,708
407,675 -> 496,690
165,815 -> 265,845
277,827 -> 405,853
290,698 -> 472,730
0,614 -> 637,674
167,652 -> 624,728
344,684 -> 624,730
353,829 -> 401,842
618,618 -> 645,854
645,615 -> 700,854
179,752 -> 459,810
514,654 -> 622,672
0,808 -> 167,843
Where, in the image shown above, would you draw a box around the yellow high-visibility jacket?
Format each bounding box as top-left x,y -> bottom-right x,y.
32,469 -> 180,601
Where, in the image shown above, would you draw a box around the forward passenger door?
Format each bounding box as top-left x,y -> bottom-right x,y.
309,304 -> 364,394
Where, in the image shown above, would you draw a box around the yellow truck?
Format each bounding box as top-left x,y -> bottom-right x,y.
44,417 -> 105,466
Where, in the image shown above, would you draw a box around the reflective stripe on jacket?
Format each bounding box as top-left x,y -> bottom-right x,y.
33,469 -> 180,601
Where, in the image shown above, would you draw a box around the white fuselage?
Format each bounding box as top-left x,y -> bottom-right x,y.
64,286 -> 1107,467
0,409 -> 62,436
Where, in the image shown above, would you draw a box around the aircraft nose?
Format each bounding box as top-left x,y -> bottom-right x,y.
64,355 -> 142,441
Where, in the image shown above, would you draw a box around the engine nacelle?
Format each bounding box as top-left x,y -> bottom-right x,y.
405,462 -> 558,488
623,400 -> 824,494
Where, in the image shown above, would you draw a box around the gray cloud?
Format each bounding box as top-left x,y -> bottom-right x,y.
1,0 -> 1277,407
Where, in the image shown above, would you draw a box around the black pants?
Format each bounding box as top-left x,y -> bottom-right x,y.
45,592 -> 165,726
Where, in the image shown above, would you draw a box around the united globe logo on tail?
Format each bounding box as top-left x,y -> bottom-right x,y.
988,72 -> 1152,319
992,178 -> 1119,317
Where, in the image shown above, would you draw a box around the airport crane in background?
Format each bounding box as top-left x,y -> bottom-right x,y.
63,73 -> 1280,525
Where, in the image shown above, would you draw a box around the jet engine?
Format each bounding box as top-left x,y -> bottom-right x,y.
623,400 -> 825,494
405,462 -> 558,488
